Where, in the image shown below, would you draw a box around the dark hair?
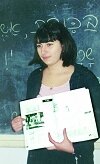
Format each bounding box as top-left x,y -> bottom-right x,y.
29,20 -> 77,67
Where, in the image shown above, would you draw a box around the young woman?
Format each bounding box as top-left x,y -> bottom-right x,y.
11,20 -> 100,164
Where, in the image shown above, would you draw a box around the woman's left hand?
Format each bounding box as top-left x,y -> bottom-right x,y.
47,128 -> 74,154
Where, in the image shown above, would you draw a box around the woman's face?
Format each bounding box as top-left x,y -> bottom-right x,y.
36,40 -> 63,66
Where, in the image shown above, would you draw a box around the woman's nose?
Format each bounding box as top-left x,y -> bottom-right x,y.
41,44 -> 47,53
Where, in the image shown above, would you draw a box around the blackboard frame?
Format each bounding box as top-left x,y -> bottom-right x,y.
0,135 -> 100,149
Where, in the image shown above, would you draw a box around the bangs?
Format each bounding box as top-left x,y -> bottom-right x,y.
35,27 -> 59,44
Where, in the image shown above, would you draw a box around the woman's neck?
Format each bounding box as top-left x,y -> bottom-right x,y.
46,60 -> 67,74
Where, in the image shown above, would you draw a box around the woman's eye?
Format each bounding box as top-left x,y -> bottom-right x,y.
36,44 -> 41,48
47,43 -> 53,47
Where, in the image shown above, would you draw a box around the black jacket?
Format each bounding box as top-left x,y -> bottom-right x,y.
26,64 -> 100,164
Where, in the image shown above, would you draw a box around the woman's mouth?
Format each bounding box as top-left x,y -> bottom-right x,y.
42,56 -> 51,60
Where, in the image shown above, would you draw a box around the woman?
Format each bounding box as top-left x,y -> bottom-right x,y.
11,20 -> 100,164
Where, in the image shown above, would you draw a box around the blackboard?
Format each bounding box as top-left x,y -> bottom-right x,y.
0,0 -> 100,134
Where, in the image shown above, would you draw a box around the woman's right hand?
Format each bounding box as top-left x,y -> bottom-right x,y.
11,116 -> 23,132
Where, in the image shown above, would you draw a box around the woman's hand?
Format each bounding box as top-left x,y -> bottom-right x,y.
47,128 -> 74,154
11,116 -> 24,132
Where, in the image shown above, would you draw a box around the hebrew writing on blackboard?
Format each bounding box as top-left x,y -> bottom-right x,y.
0,0 -> 100,134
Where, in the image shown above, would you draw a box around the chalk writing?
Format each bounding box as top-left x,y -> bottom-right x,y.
4,51 -> 9,70
0,15 -> 98,41
0,22 -> 20,41
0,22 -> 20,34
30,15 -> 98,34
11,111 -> 18,120
77,48 -> 94,62
97,77 -> 100,83
66,17 -> 81,33
77,48 -> 95,68
83,15 -> 98,32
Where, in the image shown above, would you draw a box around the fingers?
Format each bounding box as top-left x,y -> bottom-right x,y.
48,129 -> 74,153
63,128 -> 70,141
48,132 -> 56,144
63,128 -> 67,139
11,116 -> 23,132
48,128 -> 67,144
48,132 -> 58,150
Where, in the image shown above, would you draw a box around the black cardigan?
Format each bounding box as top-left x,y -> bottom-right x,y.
26,64 -> 100,157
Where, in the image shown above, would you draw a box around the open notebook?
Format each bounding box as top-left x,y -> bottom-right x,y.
20,88 -> 98,150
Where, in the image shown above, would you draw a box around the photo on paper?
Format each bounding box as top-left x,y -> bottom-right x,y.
25,112 -> 44,130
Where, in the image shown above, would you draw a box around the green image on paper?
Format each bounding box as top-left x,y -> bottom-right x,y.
25,112 -> 44,129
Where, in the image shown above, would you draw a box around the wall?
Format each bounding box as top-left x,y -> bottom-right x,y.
0,148 -> 28,164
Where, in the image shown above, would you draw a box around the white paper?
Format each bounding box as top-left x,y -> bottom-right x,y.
20,88 -> 98,150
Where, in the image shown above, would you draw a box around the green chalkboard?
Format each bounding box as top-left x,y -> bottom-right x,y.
0,0 -> 100,134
